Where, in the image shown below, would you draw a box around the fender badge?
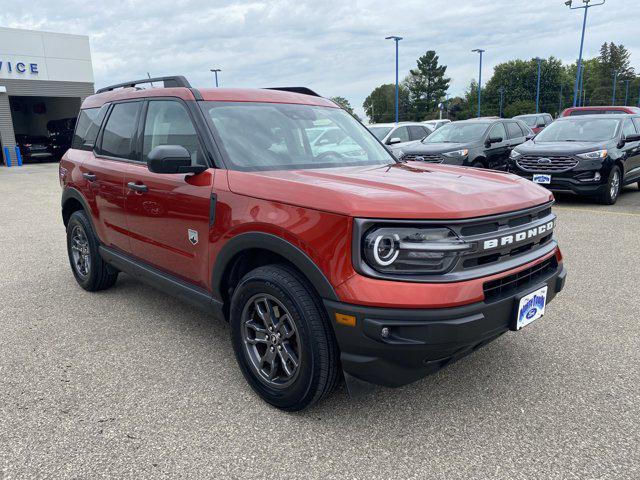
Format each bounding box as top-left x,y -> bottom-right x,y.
188,229 -> 198,245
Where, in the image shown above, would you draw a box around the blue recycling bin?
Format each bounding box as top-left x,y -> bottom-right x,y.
3,146 -> 10,167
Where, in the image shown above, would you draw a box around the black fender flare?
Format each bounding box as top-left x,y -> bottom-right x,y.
61,188 -> 97,233
211,232 -> 339,302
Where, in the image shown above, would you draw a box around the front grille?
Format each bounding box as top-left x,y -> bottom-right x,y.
516,155 -> 579,173
404,154 -> 443,163
483,257 -> 557,300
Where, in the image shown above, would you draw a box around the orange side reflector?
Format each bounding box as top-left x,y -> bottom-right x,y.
335,313 -> 357,327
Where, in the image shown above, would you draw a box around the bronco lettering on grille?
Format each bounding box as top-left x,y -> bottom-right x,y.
482,221 -> 554,250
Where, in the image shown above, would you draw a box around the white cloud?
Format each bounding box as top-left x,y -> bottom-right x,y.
1,0 -> 637,117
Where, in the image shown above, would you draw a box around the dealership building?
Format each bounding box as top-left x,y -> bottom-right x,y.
0,27 -> 94,164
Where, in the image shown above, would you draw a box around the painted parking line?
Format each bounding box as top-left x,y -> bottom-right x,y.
554,206 -> 640,217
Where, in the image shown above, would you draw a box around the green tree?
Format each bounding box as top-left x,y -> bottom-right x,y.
403,50 -> 450,120
330,96 -> 353,115
362,84 -> 411,123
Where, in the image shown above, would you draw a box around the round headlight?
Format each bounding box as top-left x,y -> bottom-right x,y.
372,233 -> 400,266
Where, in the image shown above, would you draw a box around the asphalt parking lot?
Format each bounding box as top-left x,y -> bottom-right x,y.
1,163 -> 639,479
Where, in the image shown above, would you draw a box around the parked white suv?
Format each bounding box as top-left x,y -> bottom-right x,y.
367,122 -> 432,147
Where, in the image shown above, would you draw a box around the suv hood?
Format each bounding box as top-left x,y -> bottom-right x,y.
402,142 -> 475,155
517,140 -> 609,155
227,163 -> 552,219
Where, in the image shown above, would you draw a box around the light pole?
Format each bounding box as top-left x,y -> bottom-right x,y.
385,36 -> 403,124
210,68 -> 221,87
472,49 -> 485,118
578,64 -> 586,106
624,79 -> 630,105
558,84 -> 564,114
566,0 -> 606,108
611,70 -> 618,105
534,57 -> 542,113
498,86 -> 505,118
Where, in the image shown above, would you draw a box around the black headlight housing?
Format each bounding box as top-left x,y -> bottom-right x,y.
354,219 -> 474,279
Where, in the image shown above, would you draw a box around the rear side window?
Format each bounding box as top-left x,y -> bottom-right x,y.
71,106 -> 108,150
544,114 -> 553,125
506,122 -> 522,139
99,102 -> 141,159
632,118 -> 640,132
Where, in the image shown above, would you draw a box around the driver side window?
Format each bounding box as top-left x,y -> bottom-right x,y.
488,123 -> 507,143
390,126 -> 410,143
623,119 -> 637,138
143,100 -> 205,165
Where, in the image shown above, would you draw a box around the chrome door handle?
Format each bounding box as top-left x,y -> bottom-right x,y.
82,172 -> 97,182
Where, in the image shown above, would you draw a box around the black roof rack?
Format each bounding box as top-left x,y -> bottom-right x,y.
265,87 -> 321,97
96,75 -> 192,94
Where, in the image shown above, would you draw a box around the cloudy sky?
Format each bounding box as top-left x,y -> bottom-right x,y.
1,0 -> 638,117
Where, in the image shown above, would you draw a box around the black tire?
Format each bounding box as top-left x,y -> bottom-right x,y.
66,210 -> 118,291
598,165 -> 622,205
230,264 -> 340,411
471,161 -> 484,169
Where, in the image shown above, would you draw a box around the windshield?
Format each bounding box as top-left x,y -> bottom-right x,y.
368,126 -> 393,140
201,102 -> 395,171
535,118 -> 620,142
423,122 -> 489,143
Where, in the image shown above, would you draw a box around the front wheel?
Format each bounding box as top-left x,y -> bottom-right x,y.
471,161 -> 484,169
229,265 -> 340,411
598,166 -> 621,205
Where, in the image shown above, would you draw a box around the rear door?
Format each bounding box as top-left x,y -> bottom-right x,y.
79,102 -> 141,252
485,122 -> 509,170
124,98 -> 214,287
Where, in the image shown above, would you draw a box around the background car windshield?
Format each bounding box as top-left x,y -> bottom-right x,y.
368,126 -> 393,140
423,122 -> 488,143
535,118 -> 620,142
519,116 -> 537,126
202,102 -> 395,171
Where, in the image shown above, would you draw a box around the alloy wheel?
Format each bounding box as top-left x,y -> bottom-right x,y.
610,170 -> 620,200
70,225 -> 91,278
241,294 -> 301,388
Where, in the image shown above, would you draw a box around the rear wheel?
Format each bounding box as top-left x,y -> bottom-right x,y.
229,264 -> 339,411
66,210 -> 118,291
598,166 -> 621,205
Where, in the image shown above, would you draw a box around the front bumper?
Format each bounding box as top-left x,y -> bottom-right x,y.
507,158 -> 612,196
324,262 -> 566,387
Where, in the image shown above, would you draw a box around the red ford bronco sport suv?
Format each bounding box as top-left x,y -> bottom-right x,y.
60,76 -> 566,411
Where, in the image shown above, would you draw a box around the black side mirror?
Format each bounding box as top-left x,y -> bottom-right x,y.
147,145 -> 206,174
388,137 -> 402,145
536,122 -> 546,128
486,136 -> 503,146
525,134 -> 535,141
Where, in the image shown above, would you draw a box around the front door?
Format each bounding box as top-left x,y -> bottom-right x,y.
485,122 -> 509,170
124,99 -> 214,288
